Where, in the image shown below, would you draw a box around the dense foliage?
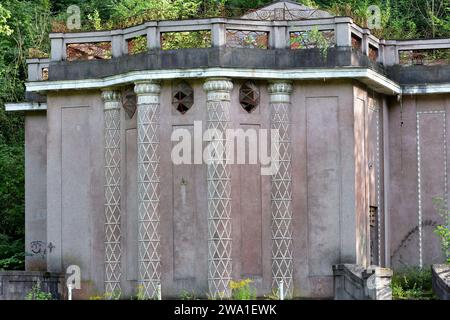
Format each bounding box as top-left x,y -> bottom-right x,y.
432,197 -> 450,264
25,282 -> 53,300
391,267 -> 435,300
0,0 -> 449,270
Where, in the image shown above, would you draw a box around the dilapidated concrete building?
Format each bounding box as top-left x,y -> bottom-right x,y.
5,1 -> 450,299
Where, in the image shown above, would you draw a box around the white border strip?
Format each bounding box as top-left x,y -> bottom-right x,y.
403,83 -> 450,95
416,112 -> 423,268
416,110 -> 448,268
5,102 -> 47,111
375,107 -> 382,266
25,67 -> 401,95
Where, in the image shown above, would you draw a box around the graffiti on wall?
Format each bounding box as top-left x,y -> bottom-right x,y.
27,241 -> 55,259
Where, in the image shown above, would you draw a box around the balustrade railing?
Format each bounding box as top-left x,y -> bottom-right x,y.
25,16 -> 450,82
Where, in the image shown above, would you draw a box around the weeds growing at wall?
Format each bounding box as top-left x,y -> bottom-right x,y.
230,279 -> 257,300
25,281 -> 53,300
391,267 -> 435,300
89,290 -> 122,300
179,289 -> 198,300
432,197 -> 450,264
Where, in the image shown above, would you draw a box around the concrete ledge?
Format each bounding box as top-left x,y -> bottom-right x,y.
333,264 -> 393,300
0,271 -> 64,300
432,264 -> 450,300
402,83 -> 450,95
47,47 -> 381,81
387,65 -> 450,85
26,67 -> 401,97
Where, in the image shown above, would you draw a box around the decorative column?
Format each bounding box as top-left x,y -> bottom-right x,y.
134,80 -> 161,299
203,78 -> 233,298
268,81 -> 294,298
102,89 -> 122,296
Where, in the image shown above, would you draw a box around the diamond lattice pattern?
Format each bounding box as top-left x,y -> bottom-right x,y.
137,103 -> 161,299
207,100 -> 232,298
104,108 -> 122,296
271,102 -> 293,298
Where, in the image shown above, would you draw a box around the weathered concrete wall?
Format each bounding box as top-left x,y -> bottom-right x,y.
353,86 -> 386,268
0,271 -> 63,300
158,80 -> 209,298
388,94 -> 450,269
291,80 -> 357,298
121,88 -> 138,296
25,112 -> 47,271
47,47 -> 379,82
46,91 -> 105,299
387,65 -> 450,85
114,79 -> 373,299
432,264 -> 450,300
354,87 -> 369,268
229,80 -> 271,295
40,79 -> 380,299
333,264 -> 392,300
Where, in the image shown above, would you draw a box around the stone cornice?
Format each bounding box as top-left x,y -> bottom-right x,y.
25,67 -> 401,96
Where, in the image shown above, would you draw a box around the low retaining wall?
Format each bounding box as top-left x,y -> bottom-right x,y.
0,271 -> 64,300
432,264 -> 450,300
333,264 -> 393,300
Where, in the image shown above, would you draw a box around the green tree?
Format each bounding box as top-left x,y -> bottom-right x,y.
0,0 -> 52,270
110,0 -> 202,21
0,4 -> 12,36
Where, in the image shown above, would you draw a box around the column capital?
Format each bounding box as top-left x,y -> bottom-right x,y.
134,80 -> 161,95
101,89 -> 121,110
268,81 -> 293,103
203,78 -> 233,101
134,80 -> 161,104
